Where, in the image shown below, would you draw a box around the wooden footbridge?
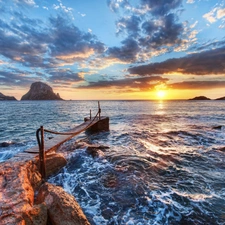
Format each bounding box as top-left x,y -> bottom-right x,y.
16,102 -> 109,180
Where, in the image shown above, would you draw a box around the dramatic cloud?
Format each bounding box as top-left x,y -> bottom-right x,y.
203,8 -> 217,24
53,1 -> 74,20
78,76 -> 168,91
0,69 -> 38,86
107,0 -> 130,13
217,8 -> 225,19
203,6 -> 225,24
140,13 -> 183,49
140,0 -> 182,16
116,15 -> 141,38
129,46 -> 225,76
0,0 -> 225,99
0,12 -> 105,68
170,80 -> 225,89
47,69 -> 84,84
107,38 -> 140,63
48,16 -> 105,63
0,14 -> 49,67
106,0 -> 186,63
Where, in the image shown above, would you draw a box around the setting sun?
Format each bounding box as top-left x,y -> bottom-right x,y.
156,90 -> 166,99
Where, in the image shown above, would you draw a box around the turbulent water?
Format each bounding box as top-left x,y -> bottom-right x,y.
1,100 -> 225,224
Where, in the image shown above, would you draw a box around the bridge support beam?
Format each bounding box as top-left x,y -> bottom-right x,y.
85,117 -> 109,133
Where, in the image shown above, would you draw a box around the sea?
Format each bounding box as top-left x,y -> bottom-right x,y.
0,100 -> 225,225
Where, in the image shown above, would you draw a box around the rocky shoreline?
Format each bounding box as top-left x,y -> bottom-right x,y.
0,149 -> 91,224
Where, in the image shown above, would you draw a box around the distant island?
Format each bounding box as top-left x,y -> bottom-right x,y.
188,96 -> 225,100
21,82 -> 63,100
0,92 -> 17,101
188,96 -> 211,100
215,96 -> 225,100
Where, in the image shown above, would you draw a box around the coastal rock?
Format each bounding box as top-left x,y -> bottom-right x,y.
86,144 -> 109,158
0,153 -> 67,224
189,96 -> 211,100
37,182 -> 91,225
0,141 -> 15,147
215,96 -> 225,100
36,153 -> 67,178
0,92 -> 17,101
21,82 -> 63,100
22,203 -> 48,225
218,147 -> 225,152
0,160 -> 42,224
212,125 -> 223,130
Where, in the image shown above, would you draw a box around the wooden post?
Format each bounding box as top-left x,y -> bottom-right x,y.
39,126 -> 46,181
90,109 -> 92,119
98,101 -> 101,120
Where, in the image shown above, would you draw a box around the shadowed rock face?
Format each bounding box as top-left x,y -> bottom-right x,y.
0,160 -> 43,224
0,153 -> 68,225
37,183 -> 91,225
21,82 -> 63,100
0,92 -> 17,101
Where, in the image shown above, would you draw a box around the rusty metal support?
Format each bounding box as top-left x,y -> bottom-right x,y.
38,126 -> 46,181
98,101 -> 101,120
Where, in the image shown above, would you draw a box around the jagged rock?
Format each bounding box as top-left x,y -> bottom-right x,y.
188,96 -> 211,100
21,82 -> 63,100
0,153 -> 67,224
0,92 -> 17,101
0,160 -> 42,224
22,203 -> 48,225
37,183 -> 91,225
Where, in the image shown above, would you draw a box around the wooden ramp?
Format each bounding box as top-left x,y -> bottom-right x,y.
23,116 -> 109,154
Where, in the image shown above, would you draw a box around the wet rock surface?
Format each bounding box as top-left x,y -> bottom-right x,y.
0,160 -> 42,224
22,203 -> 48,225
0,141 -> 16,147
35,153 -> 67,178
0,151 -> 90,225
37,183 -> 90,225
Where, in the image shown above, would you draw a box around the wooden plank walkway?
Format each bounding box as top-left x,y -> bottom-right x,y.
23,117 -> 104,154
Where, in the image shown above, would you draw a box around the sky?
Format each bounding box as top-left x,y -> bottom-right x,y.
0,0 -> 225,100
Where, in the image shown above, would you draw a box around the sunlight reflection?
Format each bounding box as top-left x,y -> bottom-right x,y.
172,189 -> 214,201
156,100 -> 165,115
140,139 -> 162,155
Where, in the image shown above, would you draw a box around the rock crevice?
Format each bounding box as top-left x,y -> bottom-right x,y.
0,152 -> 89,225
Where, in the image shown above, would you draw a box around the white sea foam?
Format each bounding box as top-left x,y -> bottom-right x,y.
1,100 -> 225,224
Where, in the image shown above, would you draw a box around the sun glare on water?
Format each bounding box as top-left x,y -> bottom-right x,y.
156,90 -> 166,99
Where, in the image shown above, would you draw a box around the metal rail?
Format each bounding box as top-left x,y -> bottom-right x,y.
36,102 -> 101,181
